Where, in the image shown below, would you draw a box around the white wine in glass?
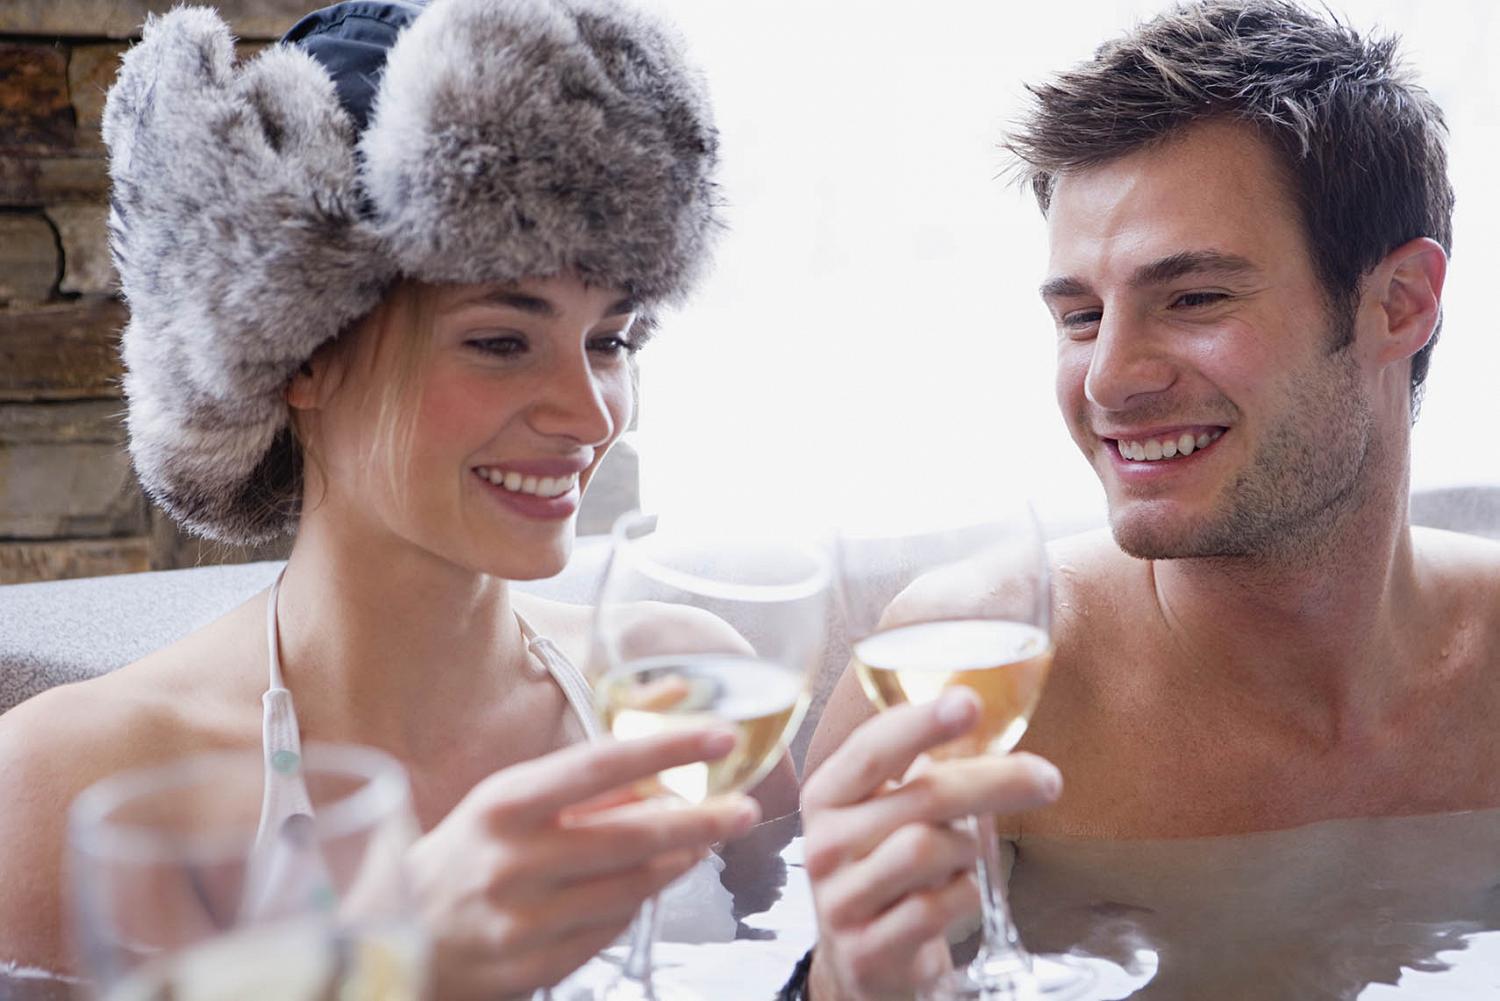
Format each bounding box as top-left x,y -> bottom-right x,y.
836,512 -> 1091,1001
600,652 -> 807,803
588,513 -> 831,1000
854,619 -> 1053,761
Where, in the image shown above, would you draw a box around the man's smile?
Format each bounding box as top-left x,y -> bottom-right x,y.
1105,427 -> 1227,463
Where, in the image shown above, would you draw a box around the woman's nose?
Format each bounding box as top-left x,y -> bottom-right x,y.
530,356 -> 618,447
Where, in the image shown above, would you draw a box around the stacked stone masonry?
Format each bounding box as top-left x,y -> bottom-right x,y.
0,4 -> 318,583
0,1 -> 641,584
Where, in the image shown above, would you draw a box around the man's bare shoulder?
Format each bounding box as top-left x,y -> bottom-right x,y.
1412,526 -> 1500,582
1411,526 -> 1500,639
1047,527 -> 1149,612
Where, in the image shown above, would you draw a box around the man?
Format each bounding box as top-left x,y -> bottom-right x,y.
798,1 -> 1500,997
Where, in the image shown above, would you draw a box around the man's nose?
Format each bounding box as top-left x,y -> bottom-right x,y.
1083,310 -> 1177,411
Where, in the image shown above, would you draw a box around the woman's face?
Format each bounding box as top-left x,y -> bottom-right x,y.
298,274 -> 639,580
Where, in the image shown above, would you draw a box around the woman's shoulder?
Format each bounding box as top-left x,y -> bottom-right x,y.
0,675 -> 194,971
512,593 -> 750,668
0,602 -> 266,971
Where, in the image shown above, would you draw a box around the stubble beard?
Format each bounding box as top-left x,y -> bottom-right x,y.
1108,337 -> 1377,566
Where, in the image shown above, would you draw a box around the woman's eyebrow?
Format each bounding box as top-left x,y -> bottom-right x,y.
446,291 -> 639,318
450,290 -> 558,316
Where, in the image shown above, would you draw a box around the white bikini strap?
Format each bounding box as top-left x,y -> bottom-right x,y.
266,567 -> 289,691
515,611 -> 603,741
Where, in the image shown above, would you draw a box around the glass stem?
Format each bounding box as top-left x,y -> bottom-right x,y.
968,812 -> 1032,990
620,894 -> 662,989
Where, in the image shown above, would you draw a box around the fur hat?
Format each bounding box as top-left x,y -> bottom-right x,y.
103,0 -> 721,543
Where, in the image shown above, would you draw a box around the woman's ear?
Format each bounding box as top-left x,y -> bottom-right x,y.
285,346 -> 344,411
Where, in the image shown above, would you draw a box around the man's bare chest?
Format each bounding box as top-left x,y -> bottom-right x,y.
1015,651 -> 1500,840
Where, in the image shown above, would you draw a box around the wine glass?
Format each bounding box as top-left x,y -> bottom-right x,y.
835,508 -> 1093,1001
586,512 -> 832,1000
68,742 -> 424,1000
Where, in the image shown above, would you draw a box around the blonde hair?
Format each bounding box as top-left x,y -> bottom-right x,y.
293,280 -> 440,521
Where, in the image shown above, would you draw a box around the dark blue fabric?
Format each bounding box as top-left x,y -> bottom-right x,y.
281,0 -> 427,131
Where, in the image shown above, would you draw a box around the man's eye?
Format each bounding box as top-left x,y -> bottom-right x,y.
1173,291 -> 1229,308
1059,309 -> 1102,336
589,334 -> 640,356
467,335 -> 526,357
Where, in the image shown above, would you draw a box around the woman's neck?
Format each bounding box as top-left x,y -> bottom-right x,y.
271,516 -> 537,761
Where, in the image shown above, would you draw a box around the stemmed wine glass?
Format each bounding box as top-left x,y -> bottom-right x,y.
835,507 -> 1093,1001
586,512 -> 831,1000
68,742 -> 424,1000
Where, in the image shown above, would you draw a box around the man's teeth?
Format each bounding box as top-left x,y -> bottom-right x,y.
475,467 -> 578,498
1118,430 -> 1223,462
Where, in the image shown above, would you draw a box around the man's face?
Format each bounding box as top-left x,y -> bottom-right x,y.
1042,121 -> 1378,560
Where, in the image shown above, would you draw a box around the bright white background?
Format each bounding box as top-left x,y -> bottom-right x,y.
630,0 -> 1500,536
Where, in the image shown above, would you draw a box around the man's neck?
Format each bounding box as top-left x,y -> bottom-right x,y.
1147,477 -> 1420,746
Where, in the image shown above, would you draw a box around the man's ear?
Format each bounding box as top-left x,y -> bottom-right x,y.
1367,237 -> 1447,366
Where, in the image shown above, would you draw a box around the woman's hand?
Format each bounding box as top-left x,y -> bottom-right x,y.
800,689 -> 1062,1001
408,728 -> 760,1000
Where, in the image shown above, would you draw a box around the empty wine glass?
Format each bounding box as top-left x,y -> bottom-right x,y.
69,742 -> 423,1000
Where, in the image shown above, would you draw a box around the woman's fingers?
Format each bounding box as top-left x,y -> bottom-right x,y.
802,688 -> 981,811
816,821 -> 978,932
502,796 -> 758,884
471,728 -> 739,831
494,848 -> 702,951
438,918 -> 638,1001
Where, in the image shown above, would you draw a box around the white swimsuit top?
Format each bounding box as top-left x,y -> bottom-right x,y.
244,570 -> 736,963
243,570 -> 602,917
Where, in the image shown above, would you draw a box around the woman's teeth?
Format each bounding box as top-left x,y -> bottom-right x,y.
475,467 -> 578,498
1117,430 -> 1223,462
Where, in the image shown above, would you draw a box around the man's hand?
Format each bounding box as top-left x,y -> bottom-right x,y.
409,728 -> 760,1000
801,689 -> 1061,1001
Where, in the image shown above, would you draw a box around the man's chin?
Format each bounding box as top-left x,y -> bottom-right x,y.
1108,504 -> 1224,560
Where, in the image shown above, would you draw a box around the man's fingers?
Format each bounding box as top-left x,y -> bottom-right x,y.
802,688 -> 982,811
859,870 -> 980,970
804,753 -> 1059,878
822,872 -> 979,999
816,822 -> 978,931
470,728 -> 738,831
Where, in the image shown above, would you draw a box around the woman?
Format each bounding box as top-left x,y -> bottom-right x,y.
0,0 -> 773,996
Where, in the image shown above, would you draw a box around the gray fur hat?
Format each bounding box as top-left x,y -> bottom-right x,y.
104,0 -> 721,544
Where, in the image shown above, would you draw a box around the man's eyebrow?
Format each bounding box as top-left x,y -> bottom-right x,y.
1040,251 -> 1259,303
1039,276 -> 1090,301
1130,250 -> 1258,287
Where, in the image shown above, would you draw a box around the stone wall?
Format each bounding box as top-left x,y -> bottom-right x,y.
0,2 -> 639,584
0,4 -> 304,584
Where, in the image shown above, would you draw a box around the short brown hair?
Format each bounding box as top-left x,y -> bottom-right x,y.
1005,0 -> 1454,408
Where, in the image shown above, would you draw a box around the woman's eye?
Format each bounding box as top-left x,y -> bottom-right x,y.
467,335 -> 527,357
